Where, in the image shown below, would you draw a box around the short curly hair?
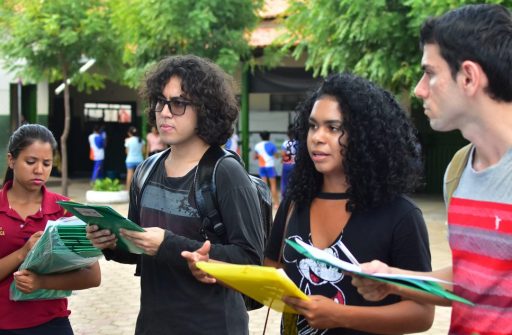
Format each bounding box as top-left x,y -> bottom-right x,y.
140,55 -> 238,146
287,73 -> 423,212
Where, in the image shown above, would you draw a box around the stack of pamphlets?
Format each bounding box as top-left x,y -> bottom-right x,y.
56,222 -> 102,258
10,217 -> 102,301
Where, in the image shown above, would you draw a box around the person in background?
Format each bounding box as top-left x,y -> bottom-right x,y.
0,124 -> 100,335
225,132 -> 240,155
352,5 -> 512,335
146,125 -> 165,157
280,124 -> 297,200
99,124 -> 107,149
124,126 -> 145,190
88,125 -> 105,183
253,131 -> 279,208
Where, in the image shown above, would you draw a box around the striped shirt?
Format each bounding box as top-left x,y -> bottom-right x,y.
447,147 -> 512,335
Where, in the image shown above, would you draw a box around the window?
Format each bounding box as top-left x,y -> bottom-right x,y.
84,103 -> 133,123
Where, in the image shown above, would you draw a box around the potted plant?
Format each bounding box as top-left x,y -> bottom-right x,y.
85,178 -> 129,203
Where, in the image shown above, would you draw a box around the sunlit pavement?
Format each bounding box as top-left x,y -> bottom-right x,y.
49,179 -> 451,335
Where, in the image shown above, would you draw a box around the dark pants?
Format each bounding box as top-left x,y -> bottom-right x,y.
281,163 -> 295,199
0,317 -> 74,335
91,159 -> 104,181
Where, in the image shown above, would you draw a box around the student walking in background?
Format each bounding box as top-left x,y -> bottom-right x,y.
124,126 -> 145,190
88,125 -> 105,183
146,125 -> 165,157
254,131 -> 279,208
0,124 -> 100,335
280,124 -> 297,200
352,5 -> 512,335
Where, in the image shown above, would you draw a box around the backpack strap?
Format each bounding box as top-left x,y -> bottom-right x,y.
444,143 -> 472,206
133,148 -> 170,208
277,200 -> 295,266
194,146 -> 237,243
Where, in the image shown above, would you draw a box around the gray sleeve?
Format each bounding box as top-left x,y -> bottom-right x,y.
209,158 -> 265,265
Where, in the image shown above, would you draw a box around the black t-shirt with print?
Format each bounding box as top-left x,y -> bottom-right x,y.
265,194 -> 431,335
108,152 -> 265,335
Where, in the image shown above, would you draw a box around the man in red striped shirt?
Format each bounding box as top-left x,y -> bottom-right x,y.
352,4 -> 512,335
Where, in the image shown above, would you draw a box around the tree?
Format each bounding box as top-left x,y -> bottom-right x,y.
279,0 -> 512,99
0,0 -> 123,195
109,0 -> 263,87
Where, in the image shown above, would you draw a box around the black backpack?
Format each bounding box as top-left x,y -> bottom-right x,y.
134,145 -> 272,310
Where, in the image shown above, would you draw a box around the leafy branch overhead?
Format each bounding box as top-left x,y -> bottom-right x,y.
0,0 -> 123,86
110,0 -> 263,87
275,0 -> 512,95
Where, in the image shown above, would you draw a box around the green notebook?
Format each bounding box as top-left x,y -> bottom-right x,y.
57,201 -> 145,254
285,238 -> 473,306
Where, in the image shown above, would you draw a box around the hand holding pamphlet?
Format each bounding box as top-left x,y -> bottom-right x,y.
10,217 -> 102,301
57,201 -> 145,254
285,238 -> 474,306
196,261 -> 309,313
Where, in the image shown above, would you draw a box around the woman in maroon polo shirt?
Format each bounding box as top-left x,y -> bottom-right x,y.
0,124 -> 101,335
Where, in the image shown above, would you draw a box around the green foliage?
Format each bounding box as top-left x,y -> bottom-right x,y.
109,0 -> 263,87
278,0 -> 512,95
0,0 -> 123,85
92,178 -> 124,192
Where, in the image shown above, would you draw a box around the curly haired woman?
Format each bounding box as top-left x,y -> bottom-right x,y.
264,73 -> 434,334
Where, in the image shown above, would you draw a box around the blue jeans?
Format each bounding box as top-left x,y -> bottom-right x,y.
91,159 -> 104,181
0,317 -> 74,335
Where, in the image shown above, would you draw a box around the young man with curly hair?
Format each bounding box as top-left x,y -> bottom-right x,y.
86,55 -> 264,335
352,4 -> 512,335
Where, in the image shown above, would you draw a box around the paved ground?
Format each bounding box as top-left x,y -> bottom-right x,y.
48,179 -> 452,335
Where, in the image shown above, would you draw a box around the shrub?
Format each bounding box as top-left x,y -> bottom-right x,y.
92,178 -> 124,192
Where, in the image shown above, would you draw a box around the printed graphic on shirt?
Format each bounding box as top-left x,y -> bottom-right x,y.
283,235 -> 346,335
142,184 -> 198,218
448,197 -> 512,335
0,227 -> 4,236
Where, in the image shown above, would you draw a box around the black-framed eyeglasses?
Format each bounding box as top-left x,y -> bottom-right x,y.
153,97 -> 196,116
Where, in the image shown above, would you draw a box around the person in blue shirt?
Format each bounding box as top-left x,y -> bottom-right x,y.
88,125 -> 105,183
254,131 -> 279,208
124,126 -> 145,190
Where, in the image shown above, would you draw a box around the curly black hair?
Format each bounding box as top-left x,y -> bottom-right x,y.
286,73 -> 423,212
140,55 -> 238,146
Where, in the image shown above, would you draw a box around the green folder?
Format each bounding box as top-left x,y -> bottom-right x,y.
285,238 -> 474,306
10,217 -> 102,301
57,200 -> 145,254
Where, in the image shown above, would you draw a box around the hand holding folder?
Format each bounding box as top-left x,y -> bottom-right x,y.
10,217 -> 102,301
285,238 -> 473,306
196,261 -> 309,313
57,201 -> 145,254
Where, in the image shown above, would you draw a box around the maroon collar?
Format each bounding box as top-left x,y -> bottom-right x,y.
0,180 -> 63,215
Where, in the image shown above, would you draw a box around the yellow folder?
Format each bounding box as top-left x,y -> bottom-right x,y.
196,262 -> 309,313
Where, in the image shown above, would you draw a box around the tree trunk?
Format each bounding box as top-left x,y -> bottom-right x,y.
60,66 -> 70,196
